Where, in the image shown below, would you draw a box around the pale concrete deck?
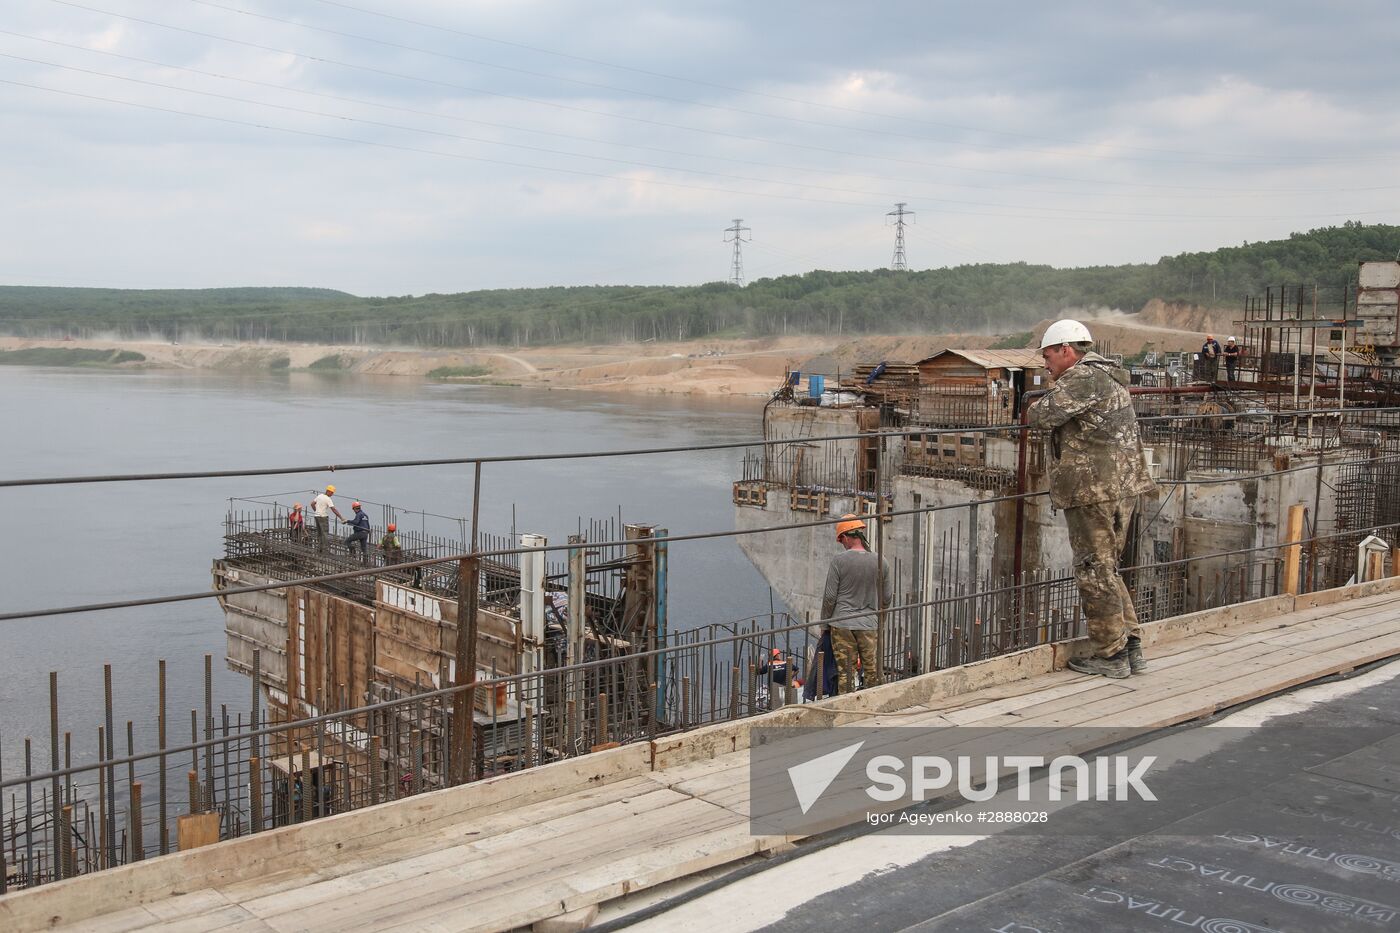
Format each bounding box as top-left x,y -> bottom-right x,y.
8,578 -> 1400,933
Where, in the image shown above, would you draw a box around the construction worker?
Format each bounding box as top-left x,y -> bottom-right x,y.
288,503 -> 307,542
310,485 -> 343,553
379,522 -> 402,564
1223,336 -> 1242,382
1030,319 -> 1156,678
1200,334 -> 1222,382
821,514 -> 890,694
757,647 -> 797,687
345,501 -> 371,562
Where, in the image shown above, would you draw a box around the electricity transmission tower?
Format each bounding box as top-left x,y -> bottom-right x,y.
886,202 -> 915,271
724,218 -> 751,286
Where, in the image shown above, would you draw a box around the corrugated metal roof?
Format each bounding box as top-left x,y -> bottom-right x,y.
915,348 -> 1044,370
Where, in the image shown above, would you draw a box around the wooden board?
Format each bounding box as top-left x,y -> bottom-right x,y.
177,813 -> 222,852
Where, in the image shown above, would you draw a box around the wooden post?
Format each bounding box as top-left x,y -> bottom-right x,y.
1282,503 -> 1306,596
451,555 -> 480,785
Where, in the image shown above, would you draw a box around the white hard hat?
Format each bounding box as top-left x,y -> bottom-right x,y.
1039,319 -> 1093,349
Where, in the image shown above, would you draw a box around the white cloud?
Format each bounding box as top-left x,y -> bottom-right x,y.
0,0 -> 1397,293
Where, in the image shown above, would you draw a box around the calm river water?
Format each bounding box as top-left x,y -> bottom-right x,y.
0,366 -> 774,775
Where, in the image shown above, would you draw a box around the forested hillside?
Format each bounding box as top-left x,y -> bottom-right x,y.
2,223 -> 1395,348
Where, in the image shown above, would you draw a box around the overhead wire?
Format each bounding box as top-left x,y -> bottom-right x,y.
23,50 -> 1348,219
6,72 -> 1393,227
38,1 -> 1400,171
177,0 -> 1390,168
11,29 -> 1390,202
303,0 -> 1400,175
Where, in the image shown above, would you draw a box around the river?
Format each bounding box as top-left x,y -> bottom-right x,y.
0,365 -> 774,775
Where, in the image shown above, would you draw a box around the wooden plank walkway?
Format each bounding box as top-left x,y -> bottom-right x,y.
9,581 -> 1400,933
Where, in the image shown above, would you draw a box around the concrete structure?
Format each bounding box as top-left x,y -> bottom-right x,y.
737,382 -> 1384,659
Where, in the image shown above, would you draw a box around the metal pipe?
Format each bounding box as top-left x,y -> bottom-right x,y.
157,660 -> 167,855
48,673 -> 60,882
103,666 -> 115,869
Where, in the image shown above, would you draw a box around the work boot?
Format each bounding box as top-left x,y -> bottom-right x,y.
1068,649 -> 1130,680
1126,636 -> 1147,674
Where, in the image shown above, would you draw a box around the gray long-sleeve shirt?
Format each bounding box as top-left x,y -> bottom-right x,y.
821,548 -> 892,631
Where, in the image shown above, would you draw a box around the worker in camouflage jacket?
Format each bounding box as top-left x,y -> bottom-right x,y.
1029,320 -> 1156,679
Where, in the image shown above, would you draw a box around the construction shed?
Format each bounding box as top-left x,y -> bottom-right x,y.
913,348 -> 1046,425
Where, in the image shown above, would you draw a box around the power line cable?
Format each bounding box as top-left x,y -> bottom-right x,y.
7,74 -> 1393,226
180,0 -> 1386,167
12,29 -> 1390,201
0,77 -> 883,211
299,0 -> 1347,161
10,52 -> 1309,219
44,0 -> 1400,168
22,11 -> 1397,198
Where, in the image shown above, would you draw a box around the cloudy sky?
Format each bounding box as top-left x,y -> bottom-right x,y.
3,1 -> 1398,294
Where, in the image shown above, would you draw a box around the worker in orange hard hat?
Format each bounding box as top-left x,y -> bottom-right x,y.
834,515 -> 865,539
345,501 -> 371,563
379,521 -> 403,563
309,485 -> 344,553
755,646 -> 799,709
821,514 -> 889,695
288,502 -> 307,542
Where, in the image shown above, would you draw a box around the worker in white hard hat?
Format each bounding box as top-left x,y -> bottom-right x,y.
1223,336 -> 1242,382
1030,320 -> 1157,679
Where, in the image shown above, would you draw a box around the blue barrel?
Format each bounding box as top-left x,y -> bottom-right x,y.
808,374 -> 825,398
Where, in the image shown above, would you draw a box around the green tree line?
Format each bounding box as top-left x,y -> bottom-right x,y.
2,223 -> 1396,348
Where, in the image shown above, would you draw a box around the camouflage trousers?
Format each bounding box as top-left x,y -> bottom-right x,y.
830,627 -> 880,694
1064,496 -> 1143,658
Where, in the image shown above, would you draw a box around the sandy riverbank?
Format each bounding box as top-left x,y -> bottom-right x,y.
0,306 -> 1227,397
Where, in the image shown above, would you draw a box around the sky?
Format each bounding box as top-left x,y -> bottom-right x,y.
2,0 -> 1399,295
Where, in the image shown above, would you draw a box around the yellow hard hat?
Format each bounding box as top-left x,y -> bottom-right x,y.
835,514 -> 865,539
325,484 -> 336,494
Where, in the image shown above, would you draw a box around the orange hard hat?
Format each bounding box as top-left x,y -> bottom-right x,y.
325,484 -> 336,494
387,523 -> 397,532
835,514 -> 865,539
292,502 -> 303,510
771,647 -> 782,658
351,501 -> 362,509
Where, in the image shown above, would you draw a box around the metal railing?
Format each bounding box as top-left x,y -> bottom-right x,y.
4,512 -> 1394,890
9,404 -> 1400,890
